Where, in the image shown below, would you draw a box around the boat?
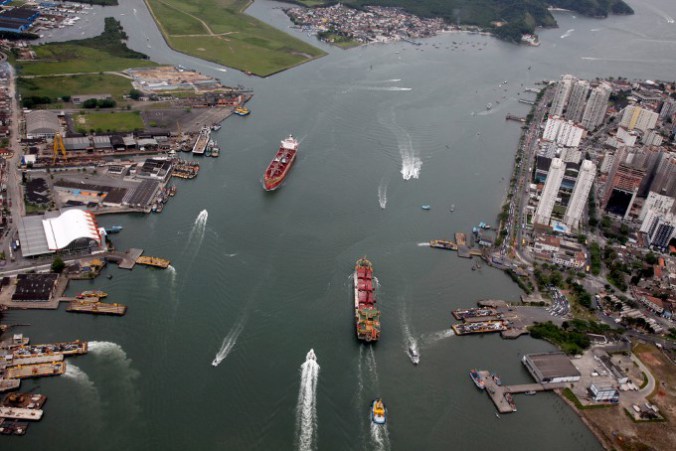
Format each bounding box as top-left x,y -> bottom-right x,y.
525,390 -> 536,395
105,225 -> 123,234
211,124 -> 222,131
450,204 -> 455,212
77,290 -> 107,299
421,204 -> 431,210
192,127 -> 210,155
408,346 -> 420,365
486,103 -> 493,110
470,369 -> 485,390
263,135 -> 299,191
234,106 -> 250,116
211,147 -> 220,157
353,257 -> 381,342
371,399 -> 387,425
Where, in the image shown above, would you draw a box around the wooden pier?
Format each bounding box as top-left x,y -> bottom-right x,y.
66,300 -> 127,316
478,370 -> 565,413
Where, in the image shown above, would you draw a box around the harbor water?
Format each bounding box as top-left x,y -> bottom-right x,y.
6,0 -> 676,449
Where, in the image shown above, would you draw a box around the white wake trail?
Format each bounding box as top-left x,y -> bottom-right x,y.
402,317 -> 419,365
211,321 -> 245,367
370,421 -> 391,451
422,329 -> 456,345
187,209 -> 209,249
560,29 -> 574,39
296,349 -> 320,451
378,178 -> 388,209
87,341 -> 141,418
417,242 -> 430,247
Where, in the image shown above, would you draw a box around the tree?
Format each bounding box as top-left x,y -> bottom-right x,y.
51,256 -> 65,273
128,89 -> 142,100
645,252 -> 658,265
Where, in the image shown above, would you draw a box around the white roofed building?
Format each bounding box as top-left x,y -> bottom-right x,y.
17,210 -> 104,257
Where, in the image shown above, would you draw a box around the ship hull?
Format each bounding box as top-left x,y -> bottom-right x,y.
263,151 -> 297,191
353,258 -> 380,342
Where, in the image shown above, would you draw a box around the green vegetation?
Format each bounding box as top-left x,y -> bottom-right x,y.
74,111 -> 144,134
317,31 -> 360,48
589,242 -> 601,275
51,256 -> 65,273
145,0 -> 326,76
311,0 -> 633,42
529,319 -> 613,354
18,74 -> 133,104
17,18 -> 155,76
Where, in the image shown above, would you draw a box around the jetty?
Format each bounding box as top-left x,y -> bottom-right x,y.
506,114 -> 527,123
455,232 -> 471,258
66,300 -> 127,316
477,370 -> 565,413
105,248 -> 143,270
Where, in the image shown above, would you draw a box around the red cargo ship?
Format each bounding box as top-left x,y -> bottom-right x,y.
353,257 -> 381,342
263,135 -> 299,191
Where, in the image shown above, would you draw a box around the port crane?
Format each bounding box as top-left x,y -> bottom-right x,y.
52,132 -> 67,164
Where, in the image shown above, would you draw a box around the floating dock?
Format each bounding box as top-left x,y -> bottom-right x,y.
1,393 -> 47,410
455,232 -> 471,258
136,256 -> 171,269
66,301 -> 127,316
5,362 -> 66,379
0,406 -> 43,421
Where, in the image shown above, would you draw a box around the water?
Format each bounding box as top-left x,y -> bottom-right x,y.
6,0 -> 676,449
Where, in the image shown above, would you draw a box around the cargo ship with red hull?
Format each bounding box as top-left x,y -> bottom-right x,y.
353,257 -> 381,342
263,135 -> 299,191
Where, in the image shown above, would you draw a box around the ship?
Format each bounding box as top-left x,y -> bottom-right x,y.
105,225 -> 123,234
353,257 -> 380,342
234,106 -> 250,116
470,369 -> 485,390
192,127 -> 210,155
371,399 -> 387,425
263,135 -> 299,191
429,239 -> 457,250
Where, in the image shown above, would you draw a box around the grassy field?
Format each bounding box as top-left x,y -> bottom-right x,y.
145,0 -> 326,76
18,74 -> 133,100
74,111 -> 145,133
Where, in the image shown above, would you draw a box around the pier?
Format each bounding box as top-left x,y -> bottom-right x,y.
478,370 -> 565,413
506,114 -> 527,123
106,248 -> 143,270
66,300 -> 127,316
518,98 -> 536,105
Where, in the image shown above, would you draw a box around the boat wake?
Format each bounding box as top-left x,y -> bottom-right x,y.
422,329 -> 455,345
402,318 -> 420,365
87,341 -> 141,418
64,364 -> 103,429
211,321 -> 245,367
167,265 -> 177,289
560,29 -> 574,39
370,421 -> 391,451
187,209 -> 209,249
357,86 -> 412,92
296,349 -> 320,451
645,4 -> 675,24
378,178 -> 388,209
417,242 -> 430,247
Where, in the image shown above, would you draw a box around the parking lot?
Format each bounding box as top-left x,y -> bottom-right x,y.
547,287 -> 571,318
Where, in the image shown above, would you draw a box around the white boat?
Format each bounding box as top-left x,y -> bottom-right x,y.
408,347 -> 420,365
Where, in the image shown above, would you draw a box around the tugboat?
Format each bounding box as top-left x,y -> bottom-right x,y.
354,257 -> 381,342
371,399 -> 387,425
262,135 -> 299,191
470,369 -> 485,390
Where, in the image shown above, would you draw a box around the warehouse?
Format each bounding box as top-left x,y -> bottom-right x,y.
17,209 -> 104,257
522,352 -> 581,384
25,110 -> 60,139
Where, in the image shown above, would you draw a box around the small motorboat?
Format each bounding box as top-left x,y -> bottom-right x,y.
408,347 -> 420,365
421,205 -> 431,211
371,399 -> 387,425
450,204 -> 455,212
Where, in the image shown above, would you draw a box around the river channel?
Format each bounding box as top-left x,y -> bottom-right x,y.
6,0 -> 676,449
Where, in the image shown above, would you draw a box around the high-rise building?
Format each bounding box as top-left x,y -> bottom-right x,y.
650,153 -> 676,198
619,105 -> 659,132
640,210 -> 676,251
550,75 -> 575,117
581,82 -> 612,131
602,148 -> 646,218
534,158 -> 565,226
642,130 -> 663,147
563,160 -> 596,230
659,98 -> 676,121
565,79 -> 590,123
639,192 -> 675,221
542,116 -> 584,147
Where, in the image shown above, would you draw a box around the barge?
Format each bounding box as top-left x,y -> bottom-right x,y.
353,257 -> 381,342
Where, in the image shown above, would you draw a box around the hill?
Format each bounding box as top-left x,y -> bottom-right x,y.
290,0 -> 634,43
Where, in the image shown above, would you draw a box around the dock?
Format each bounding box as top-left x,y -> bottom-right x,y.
452,320 -> 507,335
477,370 -> 565,413
66,301 -> 127,316
106,248 -> 143,270
455,232 -> 471,258
452,307 -> 497,320
5,362 -> 66,379
135,255 -> 171,269
1,392 -> 47,410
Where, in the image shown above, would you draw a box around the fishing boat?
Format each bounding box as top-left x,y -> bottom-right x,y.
371,399 -> 387,425
234,106 -> 250,116
470,369 -> 485,390
262,135 -> 299,191
354,257 -> 380,342
408,346 -> 420,365
211,147 -> 220,157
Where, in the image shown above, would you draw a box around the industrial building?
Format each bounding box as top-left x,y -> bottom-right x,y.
25,110 -> 60,139
16,209 -> 104,258
10,273 -> 59,302
522,352 -> 581,384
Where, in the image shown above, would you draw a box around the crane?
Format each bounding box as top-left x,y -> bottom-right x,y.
52,132 -> 67,164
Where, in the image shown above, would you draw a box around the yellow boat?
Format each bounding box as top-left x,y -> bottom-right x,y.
371,399 -> 387,425
234,106 -> 250,116
136,256 -> 171,269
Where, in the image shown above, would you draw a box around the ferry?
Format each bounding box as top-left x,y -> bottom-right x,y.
234,106 -> 250,116
371,399 -> 387,425
354,257 -> 381,342
470,369 -> 485,390
262,135 -> 299,191
429,240 -> 457,250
